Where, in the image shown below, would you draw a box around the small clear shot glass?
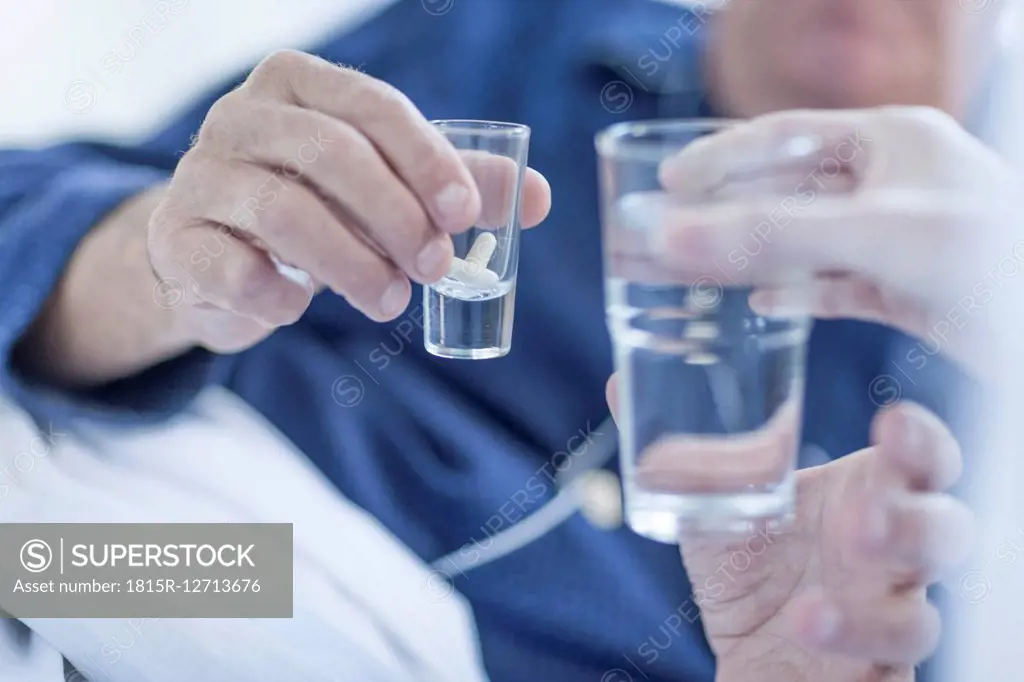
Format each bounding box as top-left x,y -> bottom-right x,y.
424,120 -> 531,360
595,119 -> 815,543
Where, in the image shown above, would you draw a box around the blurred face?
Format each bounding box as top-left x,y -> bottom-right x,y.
705,0 -> 993,119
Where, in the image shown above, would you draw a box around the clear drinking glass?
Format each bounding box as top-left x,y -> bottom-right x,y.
595,119 -> 814,543
424,120 -> 531,360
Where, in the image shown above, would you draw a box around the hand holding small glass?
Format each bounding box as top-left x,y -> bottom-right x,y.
425,121 -> 533,360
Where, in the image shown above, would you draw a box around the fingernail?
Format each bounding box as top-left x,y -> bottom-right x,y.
417,239 -> 451,280
379,280 -> 408,317
813,603 -> 842,644
435,182 -> 471,227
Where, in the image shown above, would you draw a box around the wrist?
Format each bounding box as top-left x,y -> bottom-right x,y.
14,184 -> 197,387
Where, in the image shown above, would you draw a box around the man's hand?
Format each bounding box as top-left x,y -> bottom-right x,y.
653,106 -> 1019,382
609,373 -> 974,681
18,50 -> 551,385
151,50 -> 551,353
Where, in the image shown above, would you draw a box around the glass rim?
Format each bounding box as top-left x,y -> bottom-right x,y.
595,118 -> 737,159
432,119 -> 531,138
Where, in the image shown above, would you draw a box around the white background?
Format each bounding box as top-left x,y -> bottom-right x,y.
0,0 -> 703,148
0,0 -> 392,147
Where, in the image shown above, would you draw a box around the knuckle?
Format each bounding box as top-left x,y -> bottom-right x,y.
205,93 -> 237,123
162,154 -> 221,223
355,79 -> 419,128
169,148 -> 210,190
368,78 -> 414,112
331,67 -> 368,101
197,93 -> 246,147
250,48 -> 311,84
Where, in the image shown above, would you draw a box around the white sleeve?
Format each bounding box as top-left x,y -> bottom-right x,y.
0,389 -> 490,682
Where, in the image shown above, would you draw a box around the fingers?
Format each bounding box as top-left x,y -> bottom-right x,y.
521,168 -> 552,228
652,190 -> 979,298
658,110 -> 873,198
244,50 -> 481,232
150,163 -> 315,328
246,53 -> 551,232
460,152 -> 551,229
846,491 -> 975,582
157,157 -> 408,322
196,67 -> 551,286
158,49 -> 554,348
150,220 -> 314,326
633,400 -> 800,492
871,402 -> 963,492
840,404 -> 973,581
787,588 -> 940,667
197,99 -> 455,284
748,274 -> 932,337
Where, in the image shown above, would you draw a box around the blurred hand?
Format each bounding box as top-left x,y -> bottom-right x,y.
149,50 -> 550,353
654,106 -> 1020,380
606,377 -> 974,682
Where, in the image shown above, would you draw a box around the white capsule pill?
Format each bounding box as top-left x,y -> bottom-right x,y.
448,257 -> 500,289
465,232 -> 498,268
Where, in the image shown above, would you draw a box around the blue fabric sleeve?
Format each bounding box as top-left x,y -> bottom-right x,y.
0,144 -> 219,426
